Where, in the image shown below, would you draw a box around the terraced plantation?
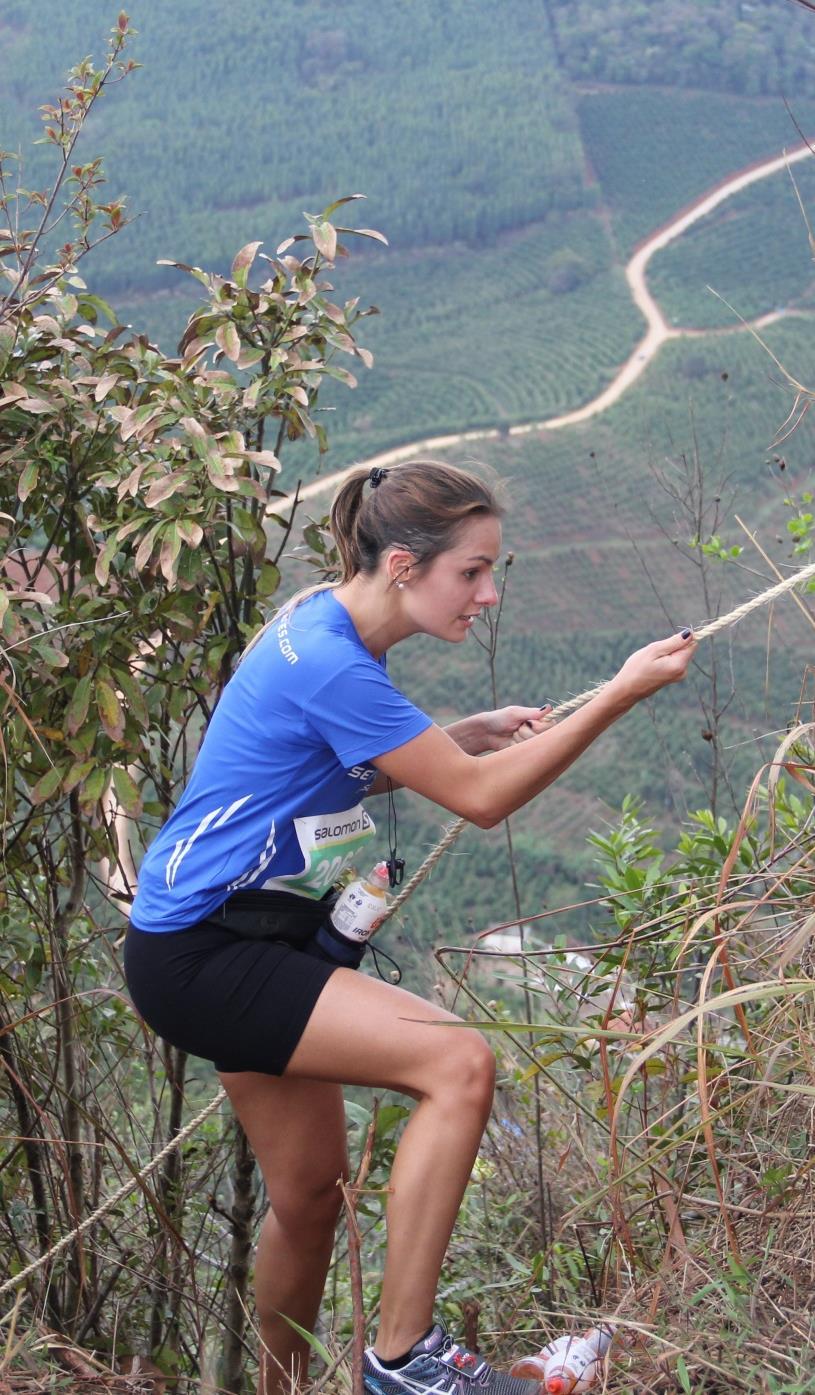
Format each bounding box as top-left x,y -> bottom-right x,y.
578,86 -> 815,254
301,218 -> 644,467
13,11 -> 815,487
648,161 -> 815,329
119,82 -> 815,479
384,316 -> 815,936
119,214 -> 644,475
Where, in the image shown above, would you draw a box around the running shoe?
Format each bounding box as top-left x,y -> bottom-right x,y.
363,1323 -> 542,1395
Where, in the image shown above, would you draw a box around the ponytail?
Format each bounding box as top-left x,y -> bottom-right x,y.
327,468 -> 369,583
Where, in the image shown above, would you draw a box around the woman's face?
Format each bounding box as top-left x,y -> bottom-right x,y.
401,513 -> 502,642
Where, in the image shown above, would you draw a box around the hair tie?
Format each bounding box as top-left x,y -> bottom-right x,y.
369,467 -> 388,488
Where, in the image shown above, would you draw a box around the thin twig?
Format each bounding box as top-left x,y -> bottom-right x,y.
341,1102 -> 380,1395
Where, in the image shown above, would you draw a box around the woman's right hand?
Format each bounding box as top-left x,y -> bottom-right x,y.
609,630 -> 696,706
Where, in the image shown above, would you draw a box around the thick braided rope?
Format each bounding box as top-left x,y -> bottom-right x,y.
0,1088 -> 226,1303
381,557 -> 815,921
5,556 -> 814,1303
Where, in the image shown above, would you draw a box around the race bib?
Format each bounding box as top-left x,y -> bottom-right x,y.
261,803 -> 376,897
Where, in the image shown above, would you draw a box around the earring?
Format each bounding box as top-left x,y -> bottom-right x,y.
397,581 -> 405,590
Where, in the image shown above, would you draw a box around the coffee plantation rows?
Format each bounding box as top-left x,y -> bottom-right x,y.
649,162 -> 815,330
578,86 -> 815,254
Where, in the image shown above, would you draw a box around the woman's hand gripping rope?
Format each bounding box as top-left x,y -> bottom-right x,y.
486,705 -> 556,748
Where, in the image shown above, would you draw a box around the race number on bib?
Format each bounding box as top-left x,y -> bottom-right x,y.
261,804 -> 376,897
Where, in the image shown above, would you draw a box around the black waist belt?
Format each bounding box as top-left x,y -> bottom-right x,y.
209,888 -> 338,948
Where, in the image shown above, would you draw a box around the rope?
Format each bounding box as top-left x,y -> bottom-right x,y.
380,557 -> 815,919
4,555 -> 814,1303
0,1089 -> 226,1303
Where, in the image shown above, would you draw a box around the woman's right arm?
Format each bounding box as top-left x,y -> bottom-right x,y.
371,631 -> 696,828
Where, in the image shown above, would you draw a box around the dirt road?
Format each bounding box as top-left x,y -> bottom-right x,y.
286,142 -> 813,505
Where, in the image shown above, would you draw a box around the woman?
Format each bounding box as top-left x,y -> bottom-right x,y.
126,460 -> 695,1395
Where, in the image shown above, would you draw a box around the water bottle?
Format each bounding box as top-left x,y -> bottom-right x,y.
509,1335 -> 572,1384
310,862 -> 391,967
510,1326 -> 613,1394
331,861 -> 391,940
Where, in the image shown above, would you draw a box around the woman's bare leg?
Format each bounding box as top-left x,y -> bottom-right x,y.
284,968 -> 496,1360
217,1072 -> 348,1395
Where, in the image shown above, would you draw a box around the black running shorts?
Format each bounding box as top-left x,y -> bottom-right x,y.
124,919 -> 338,1076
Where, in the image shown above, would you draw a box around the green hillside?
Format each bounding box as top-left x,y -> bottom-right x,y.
548,0 -> 815,96
278,218 -> 644,466
0,0 -> 584,291
649,161 -> 815,328
577,86 -> 815,255
384,317 -> 815,953
6,4 -> 815,474
4,1 -> 815,946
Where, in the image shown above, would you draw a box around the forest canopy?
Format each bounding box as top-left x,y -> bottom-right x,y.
548,0 -> 815,96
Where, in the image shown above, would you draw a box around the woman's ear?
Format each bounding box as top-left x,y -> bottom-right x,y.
385,548 -> 416,588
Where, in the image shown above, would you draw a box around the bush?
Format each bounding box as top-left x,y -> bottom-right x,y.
544,248 -> 592,294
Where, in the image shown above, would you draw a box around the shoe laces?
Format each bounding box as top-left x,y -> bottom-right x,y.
438,1341 -> 538,1395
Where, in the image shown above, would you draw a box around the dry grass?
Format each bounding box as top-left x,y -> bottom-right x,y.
432,718 -> 815,1392
3,721 -> 814,1395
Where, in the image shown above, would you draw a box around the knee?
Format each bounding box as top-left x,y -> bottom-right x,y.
435,1028 -> 496,1118
268,1167 -> 345,1247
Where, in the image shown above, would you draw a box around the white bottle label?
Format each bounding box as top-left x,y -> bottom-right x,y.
546,1341 -> 601,1392
331,882 -> 386,943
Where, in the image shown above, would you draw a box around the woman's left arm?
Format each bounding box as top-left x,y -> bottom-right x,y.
367,705 -> 553,793
446,706 -> 553,754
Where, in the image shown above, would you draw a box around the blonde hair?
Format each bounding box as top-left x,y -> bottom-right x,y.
241,458 -> 503,660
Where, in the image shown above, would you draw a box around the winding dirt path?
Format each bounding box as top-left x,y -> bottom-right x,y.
288,142 -> 813,505
109,145 -> 815,902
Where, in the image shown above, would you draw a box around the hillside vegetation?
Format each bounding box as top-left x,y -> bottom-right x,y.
577,87 -> 815,255
5,4 -> 815,471
548,0 -> 815,96
386,316 -> 815,950
0,0 -> 584,292
649,161 -> 815,329
5,6 -> 815,1393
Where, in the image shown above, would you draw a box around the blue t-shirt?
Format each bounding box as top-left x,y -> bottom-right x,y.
131,590 -> 432,932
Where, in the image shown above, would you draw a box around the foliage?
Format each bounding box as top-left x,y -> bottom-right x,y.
115,209 -> 643,474
544,248 -> 593,295
431,735 -> 815,1392
2,217 -> 378,860
549,0 -> 815,98
0,12 -> 136,314
0,36 -> 378,1387
694,534 -> 744,562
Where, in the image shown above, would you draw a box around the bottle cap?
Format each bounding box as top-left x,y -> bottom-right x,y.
371,861 -> 391,887
546,1381 -> 566,1395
